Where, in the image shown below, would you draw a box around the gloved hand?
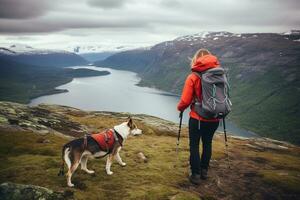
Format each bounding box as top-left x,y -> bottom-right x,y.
179,111 -> 183,118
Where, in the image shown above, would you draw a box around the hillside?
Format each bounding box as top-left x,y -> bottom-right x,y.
79,52 -> 115,62
0,101 -> 299,200
0,44 -> 88,67
96,31 -> 300,144
0,58 -> 110,103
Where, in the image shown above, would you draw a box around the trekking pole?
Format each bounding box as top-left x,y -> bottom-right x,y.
222,117 -> 230,168
176,111 -> 183,153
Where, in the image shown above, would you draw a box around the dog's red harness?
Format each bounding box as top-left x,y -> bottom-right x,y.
91,129 -> 116,152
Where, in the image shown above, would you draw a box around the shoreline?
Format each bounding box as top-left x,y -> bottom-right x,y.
28,71 -> 111,104
23,68 -> 111,104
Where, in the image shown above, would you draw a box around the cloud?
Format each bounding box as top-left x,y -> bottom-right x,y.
87,0 -> 128,9
0,0 -> 299,48
0,16 -> 149,34
0,0 -> 299,34
0,0 -> 53,19
160,0 -> 181,8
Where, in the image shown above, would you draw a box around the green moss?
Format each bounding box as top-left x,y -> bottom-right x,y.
259,170 -> 300,194
242,150 -> 300,171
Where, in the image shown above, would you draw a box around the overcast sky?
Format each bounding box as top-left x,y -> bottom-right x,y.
0,0 -> 299,50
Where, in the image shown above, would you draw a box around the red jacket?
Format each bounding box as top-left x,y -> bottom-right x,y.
177,54 -> 220,122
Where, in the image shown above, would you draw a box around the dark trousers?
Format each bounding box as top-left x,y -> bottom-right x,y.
189,117 -> 219,174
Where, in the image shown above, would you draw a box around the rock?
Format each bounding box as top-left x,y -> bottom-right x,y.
137,152 -> 148,163
230,135 -> 250,140
278,172 -> 289,176
35,129 -> 50,135
253,141 -> 289,151
6,107 -> 17,115
42,139 -> 51,143
19,120 -> 37,128
0,182 -> 72,200
264,137 -> 293,147
36,138 -> 51,143
0,102 -> 88,137
0,115 -> 8,124
245,144 -> 264,151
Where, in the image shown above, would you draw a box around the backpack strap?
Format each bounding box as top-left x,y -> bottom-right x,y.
192,71 -> 202,78
191,72 -> 203,103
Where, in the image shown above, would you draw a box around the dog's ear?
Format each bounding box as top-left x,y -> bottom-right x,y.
127,116 -> 133,129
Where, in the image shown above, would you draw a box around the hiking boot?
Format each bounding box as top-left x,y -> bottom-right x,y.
189,174 -> 201,185
201,169 -> 208,180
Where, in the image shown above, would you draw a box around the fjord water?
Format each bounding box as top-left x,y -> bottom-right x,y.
29,66 -> 257,137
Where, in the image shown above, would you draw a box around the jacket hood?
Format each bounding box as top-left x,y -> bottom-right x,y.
191,54 -> 220,72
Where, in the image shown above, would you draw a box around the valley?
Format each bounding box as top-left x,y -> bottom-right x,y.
0,45 -> 110,103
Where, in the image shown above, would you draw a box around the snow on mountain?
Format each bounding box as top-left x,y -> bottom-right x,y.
172,31 -> 300,44
174,31 -> 246,43
282,30 -> 300,35
0,43 -> 150,56
65,44 -> 148,54
0,43 -> 73,55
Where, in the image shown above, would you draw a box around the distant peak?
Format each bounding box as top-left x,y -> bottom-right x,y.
174,31 -> 240,42
0,43 -> 73,55
65,44 -> 147,54
282,29 -> 300,35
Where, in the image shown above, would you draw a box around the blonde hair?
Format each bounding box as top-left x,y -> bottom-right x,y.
190,48 -> 211,66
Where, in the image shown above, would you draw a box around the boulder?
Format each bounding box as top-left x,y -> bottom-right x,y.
0,182 -> 73,200
0,102 -> 88,137
137,152 -> 148,163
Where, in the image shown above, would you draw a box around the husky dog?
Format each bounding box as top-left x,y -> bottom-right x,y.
58,117 -> 142,187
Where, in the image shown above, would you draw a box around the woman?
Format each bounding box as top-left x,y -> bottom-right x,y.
177,49 -> 220,185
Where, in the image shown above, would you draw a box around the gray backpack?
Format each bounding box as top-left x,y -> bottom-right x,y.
193,67 -> 232,119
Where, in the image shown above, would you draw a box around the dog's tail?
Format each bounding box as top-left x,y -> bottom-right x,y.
58,145 -> 66,176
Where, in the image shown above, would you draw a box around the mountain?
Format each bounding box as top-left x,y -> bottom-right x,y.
0,44 -> 88,67
79,52 -> 115,62
66,44 -> 146,54
96,31 -> 300,144
0,101 -> 299,200
63,44 -> 151,63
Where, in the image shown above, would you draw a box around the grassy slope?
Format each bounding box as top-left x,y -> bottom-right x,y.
0,131 -> 199,199
227,64 -> 300,144
0,113 -> 299,200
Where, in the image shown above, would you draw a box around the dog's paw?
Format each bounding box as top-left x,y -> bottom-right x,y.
87,170 -> 95,174
121,162 -> 126,167
68,183 -> 75,187
106,171 -> 113,175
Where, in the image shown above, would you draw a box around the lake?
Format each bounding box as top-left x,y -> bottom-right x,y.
29,66 -> 257,138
